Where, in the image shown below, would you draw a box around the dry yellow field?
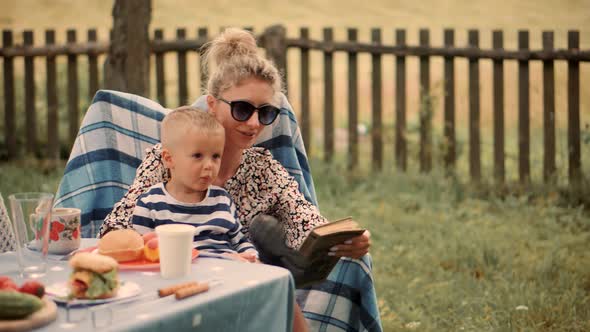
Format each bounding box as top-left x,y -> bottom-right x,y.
1,1 -> 589,170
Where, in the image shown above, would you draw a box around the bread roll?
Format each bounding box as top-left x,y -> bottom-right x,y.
98,229 -> 144,262
69,252 -> 118,273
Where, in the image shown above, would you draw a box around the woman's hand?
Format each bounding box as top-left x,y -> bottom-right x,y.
329,230 -> 371,259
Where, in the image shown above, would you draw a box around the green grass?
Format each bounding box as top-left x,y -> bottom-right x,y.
311,160 -> 589,331
0,159 -> 65,196
1,159 -> 588,331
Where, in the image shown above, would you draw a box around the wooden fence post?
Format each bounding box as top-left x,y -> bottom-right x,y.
468,30 -> 481,182
542,31 -> 556,183
104,0 -> 152,97
567,30 -> 581,187
371,28 -> 383,171
177,28 -> 188,106
46,30 -> 59,161
23,30 -> 37,156
443,29 -> 456,171
300,27 -> 311,154
198,27 -> 208,95
518,30 -> 530,184
492,30 -> 505,184
3,30 -> 16,159
348,28 -> 359,170
262,25 -> 288,96
88,29 -> 100,101
419,29 -> 431,173
67,29 -> 79,147
322,28 -> 334,162
395,29 -> 407,171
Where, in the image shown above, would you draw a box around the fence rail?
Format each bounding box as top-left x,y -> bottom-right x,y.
1,25 -> 587,188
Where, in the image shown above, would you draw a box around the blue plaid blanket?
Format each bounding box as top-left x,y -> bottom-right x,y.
54,90 -> 382,332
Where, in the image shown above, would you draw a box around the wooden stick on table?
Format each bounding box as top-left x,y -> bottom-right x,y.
175,283 -> 210,300
158,281 -> 199,297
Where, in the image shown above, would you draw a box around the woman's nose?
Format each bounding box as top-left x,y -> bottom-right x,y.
245,111 -> 261,128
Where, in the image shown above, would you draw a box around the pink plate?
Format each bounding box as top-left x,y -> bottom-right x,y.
77,246 -> 199,270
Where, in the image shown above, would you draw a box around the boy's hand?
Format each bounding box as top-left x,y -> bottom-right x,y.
238,252 -> 259,263
222,252 -> 258,263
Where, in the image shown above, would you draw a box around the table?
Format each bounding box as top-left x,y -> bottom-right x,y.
0,239 -> 295,332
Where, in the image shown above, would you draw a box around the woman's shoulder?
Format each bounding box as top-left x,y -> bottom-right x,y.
240,148 -> 289,180
242,147 -> 275,166
244,147 -> 272,158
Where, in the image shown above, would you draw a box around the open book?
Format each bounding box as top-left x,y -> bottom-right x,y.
294,217 -> 365,288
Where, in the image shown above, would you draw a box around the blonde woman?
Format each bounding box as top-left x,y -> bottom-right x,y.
99,28 -> 379,331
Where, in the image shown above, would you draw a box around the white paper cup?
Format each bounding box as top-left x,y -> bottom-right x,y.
155,224 -> 195,279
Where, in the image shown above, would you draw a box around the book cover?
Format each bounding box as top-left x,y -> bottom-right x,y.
294,217 -> 365,287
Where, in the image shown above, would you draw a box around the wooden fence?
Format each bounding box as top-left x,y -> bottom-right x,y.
1,25 -> 588,187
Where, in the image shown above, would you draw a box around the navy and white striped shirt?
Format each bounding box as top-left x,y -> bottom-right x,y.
131,183 -> 257,255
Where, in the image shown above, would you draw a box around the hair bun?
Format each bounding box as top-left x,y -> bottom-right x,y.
204,28 -> 258,66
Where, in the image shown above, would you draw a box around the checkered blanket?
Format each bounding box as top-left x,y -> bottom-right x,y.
54,90 -> 382,331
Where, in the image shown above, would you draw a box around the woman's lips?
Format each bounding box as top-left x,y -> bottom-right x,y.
237,129 -> 256,137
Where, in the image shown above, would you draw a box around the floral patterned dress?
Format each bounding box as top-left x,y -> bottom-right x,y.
99,144 -> 327,249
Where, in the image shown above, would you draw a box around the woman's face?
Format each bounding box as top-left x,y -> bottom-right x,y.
208,78 -> 276,150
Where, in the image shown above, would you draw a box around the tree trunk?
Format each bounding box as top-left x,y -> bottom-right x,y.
104,0 -> 151,97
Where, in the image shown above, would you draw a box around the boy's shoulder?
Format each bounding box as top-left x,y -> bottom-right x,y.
207,185 -> 232,198
139,182 -> 166,199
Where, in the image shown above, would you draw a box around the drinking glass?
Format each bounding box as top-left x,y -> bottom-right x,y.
8,192 -> 54,278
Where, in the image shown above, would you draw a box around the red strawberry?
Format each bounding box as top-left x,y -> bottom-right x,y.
19,280 -> 45,298
0,276 -> 18,291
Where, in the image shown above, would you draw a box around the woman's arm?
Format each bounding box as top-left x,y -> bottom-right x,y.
98,144 -> 167,237
262,151 -> 371,258
260,153 -> 328,249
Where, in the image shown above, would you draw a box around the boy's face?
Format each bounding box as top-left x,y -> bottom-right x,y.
165,128 -> 224,194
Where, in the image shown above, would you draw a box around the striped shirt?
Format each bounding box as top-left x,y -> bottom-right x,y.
131,183 -> 257,255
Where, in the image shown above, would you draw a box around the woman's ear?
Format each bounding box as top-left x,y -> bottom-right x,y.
206,95 -> 216,115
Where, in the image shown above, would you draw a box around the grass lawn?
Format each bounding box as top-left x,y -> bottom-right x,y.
311,161 -> 590,331
1,159 -> 588,331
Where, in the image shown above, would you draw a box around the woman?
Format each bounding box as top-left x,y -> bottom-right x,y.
98,28 -> 376,331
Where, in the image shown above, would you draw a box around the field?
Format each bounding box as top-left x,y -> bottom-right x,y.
1,0 -> 590,177
1,160 -> 589,331
1,1 -> 590,330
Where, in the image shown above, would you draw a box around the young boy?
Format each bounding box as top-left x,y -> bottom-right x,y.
131,106 -> 257,262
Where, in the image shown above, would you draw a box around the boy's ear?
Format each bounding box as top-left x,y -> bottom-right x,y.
162,148 -> 174,169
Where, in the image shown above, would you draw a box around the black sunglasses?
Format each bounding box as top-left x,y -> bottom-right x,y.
217,98 -> 280,125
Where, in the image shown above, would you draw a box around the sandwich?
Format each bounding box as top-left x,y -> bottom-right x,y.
98,229 -> 144,262
69,252 -> 119,299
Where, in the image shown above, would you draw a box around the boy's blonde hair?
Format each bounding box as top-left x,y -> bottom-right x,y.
201,28 -> 283,104
161,106 -> 224,149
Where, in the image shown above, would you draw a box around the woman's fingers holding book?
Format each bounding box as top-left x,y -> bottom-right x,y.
329,245 -> 369,259
329,231 -> 371,259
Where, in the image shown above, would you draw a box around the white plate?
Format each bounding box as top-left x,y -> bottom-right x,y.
45,281 -> 141,306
